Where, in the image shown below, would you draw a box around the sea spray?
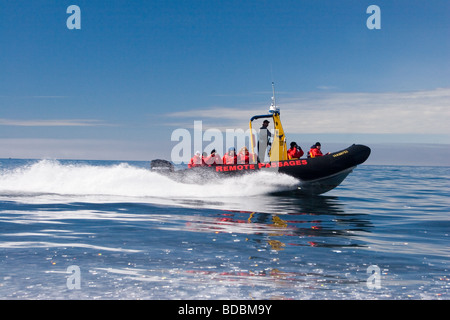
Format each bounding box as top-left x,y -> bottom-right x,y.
0,159 -> 300,199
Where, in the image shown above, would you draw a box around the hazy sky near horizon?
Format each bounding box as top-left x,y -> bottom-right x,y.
1,1 -> 449,165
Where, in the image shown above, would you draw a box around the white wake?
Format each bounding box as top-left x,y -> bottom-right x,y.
0,160 -> 300,200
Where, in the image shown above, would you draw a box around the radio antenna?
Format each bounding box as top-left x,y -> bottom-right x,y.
270,63 -> 275,105
271,81 -> 276,109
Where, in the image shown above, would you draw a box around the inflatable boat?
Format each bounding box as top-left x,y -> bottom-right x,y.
151,86 -> 371,195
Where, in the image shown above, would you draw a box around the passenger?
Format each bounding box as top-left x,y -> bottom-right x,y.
308,142 -> 328,158
223,147 -> 238,164
188,151 -> 204,168
205,149 -> 222,166
287,142 -> 304,160
238,147 -> 250,164
258,119 -> 272,162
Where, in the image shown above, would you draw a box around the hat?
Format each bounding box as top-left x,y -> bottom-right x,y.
195,151 -> 201,155
228,147 -> 236,152
315,142 -> 321,147
263,120 -> 270,124
290,142 -> 297,148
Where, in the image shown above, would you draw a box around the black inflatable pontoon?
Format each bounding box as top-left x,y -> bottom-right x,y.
151,144 -> 370,195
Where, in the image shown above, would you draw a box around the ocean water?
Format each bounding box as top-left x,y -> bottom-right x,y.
0,159 -> 448,300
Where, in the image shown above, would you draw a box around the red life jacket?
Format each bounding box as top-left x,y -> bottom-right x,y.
308,147 -> 323,158
188,155 -> 203,168
287,147 -> 304,159
238,151 -> 250,164
223,153 -> 237,164
205,154 -> 222,166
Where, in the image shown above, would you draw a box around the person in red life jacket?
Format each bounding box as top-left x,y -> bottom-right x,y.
287,142 -> 304,160
223,147 -> 238,164
308,142 -> 329,158
238,146 -> 250,164
204,149 -> 222,166
188,151 -> 204,168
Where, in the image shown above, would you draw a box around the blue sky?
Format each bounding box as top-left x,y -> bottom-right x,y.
0,0 -> 449,165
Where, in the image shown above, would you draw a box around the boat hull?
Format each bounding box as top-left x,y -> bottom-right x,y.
151,144 -> 371,195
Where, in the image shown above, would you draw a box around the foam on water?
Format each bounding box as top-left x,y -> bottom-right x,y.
0,159 -> 299,200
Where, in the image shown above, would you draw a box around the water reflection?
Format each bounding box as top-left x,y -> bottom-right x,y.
183,194 -> 373,250
159,194 -> 374,298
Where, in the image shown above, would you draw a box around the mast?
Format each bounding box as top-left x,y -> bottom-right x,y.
269,81 -> 279,114
271,81 -> 276,111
